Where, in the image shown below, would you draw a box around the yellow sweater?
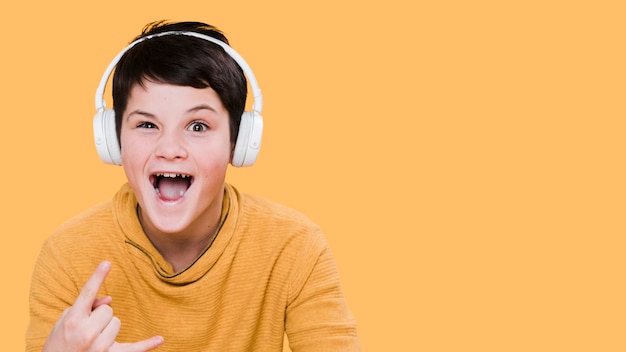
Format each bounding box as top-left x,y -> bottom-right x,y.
27,183 -> 360,351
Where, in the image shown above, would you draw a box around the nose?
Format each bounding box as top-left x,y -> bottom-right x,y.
155,131 -> 188,160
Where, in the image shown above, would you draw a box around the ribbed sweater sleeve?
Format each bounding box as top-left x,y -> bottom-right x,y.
27,239 -> 75,352
285,231 -> 361,351
26,201 -> 117,352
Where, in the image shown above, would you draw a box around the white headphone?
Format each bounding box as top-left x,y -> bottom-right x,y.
93,31 -> 263,167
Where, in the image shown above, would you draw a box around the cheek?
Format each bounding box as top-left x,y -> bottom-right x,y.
198,150 -> 231,173
193,135 -> 232,161
120,136 -> 150,168
194,145 -> 231,179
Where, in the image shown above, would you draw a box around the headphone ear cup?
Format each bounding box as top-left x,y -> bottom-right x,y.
231,111 -> 263,167
93,109 -> 122,165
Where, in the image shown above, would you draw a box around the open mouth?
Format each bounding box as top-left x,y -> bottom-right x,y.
150,173 -> 194,202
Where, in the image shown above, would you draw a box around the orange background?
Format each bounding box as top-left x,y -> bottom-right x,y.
2,1 -> 626,351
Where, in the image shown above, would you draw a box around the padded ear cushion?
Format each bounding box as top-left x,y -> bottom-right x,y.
231,111 -> 263,167
93,109 -> 122,165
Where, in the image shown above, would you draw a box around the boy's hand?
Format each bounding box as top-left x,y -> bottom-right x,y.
43,261 -> 164,352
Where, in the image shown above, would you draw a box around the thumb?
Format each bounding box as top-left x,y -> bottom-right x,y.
110,335 -> 164,352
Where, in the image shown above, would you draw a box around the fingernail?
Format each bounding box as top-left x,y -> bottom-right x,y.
99,261 -> 111,271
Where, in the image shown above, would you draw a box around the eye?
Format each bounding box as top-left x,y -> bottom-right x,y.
137,122 -> 157,129
188,121 -> 209,133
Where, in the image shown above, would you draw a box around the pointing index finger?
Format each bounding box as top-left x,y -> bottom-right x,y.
74,261 -> 112,314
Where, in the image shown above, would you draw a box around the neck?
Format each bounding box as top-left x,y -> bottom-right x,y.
149,229 -> 219,273
137,191 -> 226,273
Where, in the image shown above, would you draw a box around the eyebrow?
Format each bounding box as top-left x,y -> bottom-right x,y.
126,109 -> 156,120
126,104 -> 219,121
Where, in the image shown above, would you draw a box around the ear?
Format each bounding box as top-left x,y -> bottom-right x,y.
229,142 -> 236,162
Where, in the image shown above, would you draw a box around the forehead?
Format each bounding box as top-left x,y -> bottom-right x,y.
126,81 -> 226,112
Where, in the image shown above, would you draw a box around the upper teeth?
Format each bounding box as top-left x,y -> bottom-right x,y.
157,173 -> 190,178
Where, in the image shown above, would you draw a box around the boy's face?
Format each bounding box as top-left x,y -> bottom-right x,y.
120,80 -> 232,238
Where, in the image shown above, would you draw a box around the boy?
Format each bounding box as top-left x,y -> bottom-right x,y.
27,21 -> 360,351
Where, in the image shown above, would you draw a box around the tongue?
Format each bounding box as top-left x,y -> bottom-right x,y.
158,178 -> 188,201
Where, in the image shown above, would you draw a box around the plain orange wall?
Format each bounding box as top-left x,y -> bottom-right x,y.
2,1 -> 626,351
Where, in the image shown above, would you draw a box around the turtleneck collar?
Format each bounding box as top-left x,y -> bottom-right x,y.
112,183 -> 240,285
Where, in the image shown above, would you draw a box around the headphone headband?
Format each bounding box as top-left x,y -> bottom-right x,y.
95,30 -> 263,114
